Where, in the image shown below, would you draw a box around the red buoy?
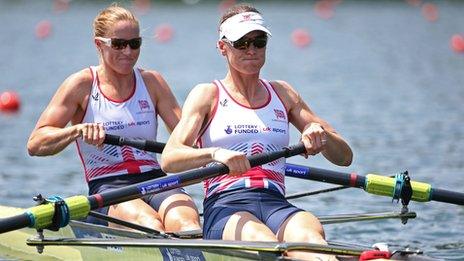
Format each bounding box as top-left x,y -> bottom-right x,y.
291,29 -> 312,48
451,34 -> 464,53
421,3 -> 439,22
154,24 -> 174,43
35,20 -> 52,39
0,91 -> 21,113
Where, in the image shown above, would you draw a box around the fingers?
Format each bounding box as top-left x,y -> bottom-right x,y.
301,123 -> 327,156
212,148 -> 251,176
78,123 -> 106,147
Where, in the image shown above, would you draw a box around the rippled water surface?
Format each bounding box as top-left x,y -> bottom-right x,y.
0,0 -> 463,259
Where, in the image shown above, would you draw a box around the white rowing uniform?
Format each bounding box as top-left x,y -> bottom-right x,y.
76,66 -> 160,183
198,79 -> 289,199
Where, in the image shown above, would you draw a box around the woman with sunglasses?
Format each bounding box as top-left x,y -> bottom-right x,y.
27,4 -> 201,233
161,3 -> 352,260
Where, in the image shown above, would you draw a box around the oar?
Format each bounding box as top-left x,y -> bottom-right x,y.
285,163 -> 464,206
0,143 -> 305,234
103,134 -> 464,205
104,134 -> 165,153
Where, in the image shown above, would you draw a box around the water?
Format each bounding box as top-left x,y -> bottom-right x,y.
0,0 -> 463,259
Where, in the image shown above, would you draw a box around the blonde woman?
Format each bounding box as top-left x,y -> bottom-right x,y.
27,4 -> 201,233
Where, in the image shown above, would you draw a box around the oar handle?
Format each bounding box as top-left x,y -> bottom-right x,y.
104,134 -> 165,153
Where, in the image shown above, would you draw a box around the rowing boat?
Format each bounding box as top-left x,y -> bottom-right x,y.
0,135 -> 461,260
0,205 -> 433,260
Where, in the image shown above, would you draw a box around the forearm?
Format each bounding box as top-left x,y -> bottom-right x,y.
322,131 -> 353,166
161,145 -> 218,173
27,125 -> 80,156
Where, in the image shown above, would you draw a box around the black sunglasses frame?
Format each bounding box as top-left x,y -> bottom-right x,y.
97,37 -> 142,50
223,35 -> 268,50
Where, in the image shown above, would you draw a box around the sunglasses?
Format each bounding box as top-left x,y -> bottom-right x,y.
96,37 -> 142,50
223,35 -> 268,50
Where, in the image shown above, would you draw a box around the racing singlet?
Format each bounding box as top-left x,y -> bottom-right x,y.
198,79 -> 290,198
76,66 -> 160,182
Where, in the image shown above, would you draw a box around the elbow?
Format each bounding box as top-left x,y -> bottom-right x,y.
340,150 -> 353,166
27,141 -> 39,156
160,151 -> 177,173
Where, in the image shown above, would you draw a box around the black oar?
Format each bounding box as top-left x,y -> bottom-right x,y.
285,164 -> 464,206
104,134 -> 165,153
103,134 -> 464,206
0,143 -> 305,234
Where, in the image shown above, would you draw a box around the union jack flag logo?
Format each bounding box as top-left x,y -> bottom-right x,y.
138,100 -> 150,110
274,109 -> 286,120
241,14 -> 252,21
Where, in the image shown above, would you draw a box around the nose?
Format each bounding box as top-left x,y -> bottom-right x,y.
121,44 -> 132,54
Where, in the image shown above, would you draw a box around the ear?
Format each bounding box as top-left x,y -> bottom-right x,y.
217,40 -> 227,56
94,39 -> 101,52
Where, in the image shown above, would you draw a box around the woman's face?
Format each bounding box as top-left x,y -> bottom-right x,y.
220,30 -> 267,75
96,20 -> 141,75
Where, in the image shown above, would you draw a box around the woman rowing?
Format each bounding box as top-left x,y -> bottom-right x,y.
161,3 -> 352,260
27,4 -> 201,233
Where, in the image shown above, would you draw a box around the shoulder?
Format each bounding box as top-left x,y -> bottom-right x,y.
58,68 -> 93,98
138,69 -> 166,87
189,82 -> 218,101
268,80 -> 302,105
182,82 -> 218,111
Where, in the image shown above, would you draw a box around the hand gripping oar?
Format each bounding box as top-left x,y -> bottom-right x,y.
0,143 -> 305,234
285,164 -> 464,206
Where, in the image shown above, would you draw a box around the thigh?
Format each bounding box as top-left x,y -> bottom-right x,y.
276,211 -> 325,243
223,211 -> 278,242
108,198 -> 164,231
152,190 -> 201,232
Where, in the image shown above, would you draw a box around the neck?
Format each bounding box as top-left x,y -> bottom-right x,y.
97,64 -> 135,100
97,64 -> 134,91
223,71 -> 261,100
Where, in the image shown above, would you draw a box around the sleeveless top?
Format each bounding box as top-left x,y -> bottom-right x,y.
198,79 -> 289,199
76,66 -> 160,182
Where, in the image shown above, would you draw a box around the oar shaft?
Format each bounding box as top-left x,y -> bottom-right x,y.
285,164 -> 366,188
431,188 -> 464,205
0,143 -> 305,234
89,144 -> 306,209
285,163 -> 464,206
104,134 -> 165,153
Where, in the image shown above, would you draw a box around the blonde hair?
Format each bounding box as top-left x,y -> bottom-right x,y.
93,3 -> 139,37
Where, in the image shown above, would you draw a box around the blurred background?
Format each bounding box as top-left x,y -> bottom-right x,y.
0,0 -> 463,259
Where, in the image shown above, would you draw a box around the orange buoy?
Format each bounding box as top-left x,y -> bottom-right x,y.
405,0 -> 422,7
132,0 -> 151,15
0,91 -> 21,112
421,3 -> 438,22
218,0 -> 236,14
35,20 -> 52,39
53,0 -> 69,14
154,24 -> 174,43
451,34 -> 464,53
314,0 -> 335,20
291,29 -> 312,48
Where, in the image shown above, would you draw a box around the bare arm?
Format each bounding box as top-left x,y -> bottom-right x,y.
27,70 -> 104,156
272,80 -> 353,166
142,70 -> 181,132
161,84 -> 250,174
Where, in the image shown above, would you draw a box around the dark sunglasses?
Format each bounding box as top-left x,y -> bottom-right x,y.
223,35 -> 268,50
96,37 -> 142,50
